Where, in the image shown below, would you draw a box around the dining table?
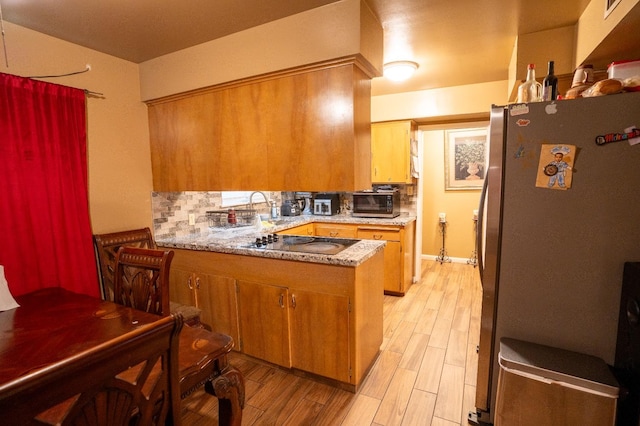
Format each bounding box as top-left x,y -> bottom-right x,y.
0,287 -> 244,425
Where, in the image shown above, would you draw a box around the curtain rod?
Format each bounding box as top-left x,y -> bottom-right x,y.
84,89 -> 105,98
27,65 -> 92,79
27,65 -> 105,97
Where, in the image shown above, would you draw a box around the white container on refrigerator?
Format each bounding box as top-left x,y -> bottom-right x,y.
608,59 -> 640,80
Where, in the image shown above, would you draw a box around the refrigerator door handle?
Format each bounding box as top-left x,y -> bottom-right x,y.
476,173 -> 488,284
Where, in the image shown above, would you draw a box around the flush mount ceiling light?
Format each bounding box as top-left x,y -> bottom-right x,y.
383,61 -> 419,82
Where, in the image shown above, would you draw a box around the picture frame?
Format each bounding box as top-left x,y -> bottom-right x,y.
605,0 -> 621,18
445,127 -> 487,190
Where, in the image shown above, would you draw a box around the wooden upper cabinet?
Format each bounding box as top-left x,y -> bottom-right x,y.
371,120 -> 417,184
147,58 -> 374,191
148,87 -> 267,191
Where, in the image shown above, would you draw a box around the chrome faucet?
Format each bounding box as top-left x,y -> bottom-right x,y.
248,191 -> 269,212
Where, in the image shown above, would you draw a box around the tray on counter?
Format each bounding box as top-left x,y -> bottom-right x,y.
206,209 -> 257,228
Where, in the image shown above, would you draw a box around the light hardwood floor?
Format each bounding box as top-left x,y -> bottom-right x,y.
181,260 -> 483,425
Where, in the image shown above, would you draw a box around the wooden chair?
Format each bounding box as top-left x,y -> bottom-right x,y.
94,228 -> 202,326
113,246 -> 245,425
94,227 -> 155,301
113,246 -> 173,316
1,314 -> 183,425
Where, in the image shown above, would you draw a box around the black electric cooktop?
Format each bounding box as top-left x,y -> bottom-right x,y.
245,234 -> 358,255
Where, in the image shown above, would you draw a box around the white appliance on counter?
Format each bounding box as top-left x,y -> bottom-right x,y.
313,193 -> 340,216
471,92 -> 640,424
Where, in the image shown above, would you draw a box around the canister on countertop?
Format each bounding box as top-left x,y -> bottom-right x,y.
227,209 -> 237,224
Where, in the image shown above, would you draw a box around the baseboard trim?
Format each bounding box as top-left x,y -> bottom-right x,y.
422,254 -> 471,264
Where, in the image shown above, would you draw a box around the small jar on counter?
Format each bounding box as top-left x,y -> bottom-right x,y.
227,209 -> 237,224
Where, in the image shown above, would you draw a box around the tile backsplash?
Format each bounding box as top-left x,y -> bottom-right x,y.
152,185 -> 417,239
152,191 -> 282,240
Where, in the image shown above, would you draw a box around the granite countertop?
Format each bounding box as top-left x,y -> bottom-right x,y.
282,213 -> 417,227
156,213 -> 416,267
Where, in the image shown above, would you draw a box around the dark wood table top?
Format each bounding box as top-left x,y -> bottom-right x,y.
0,287 -> 235,396
0,287 -> 163,388
0,287 -> 242,426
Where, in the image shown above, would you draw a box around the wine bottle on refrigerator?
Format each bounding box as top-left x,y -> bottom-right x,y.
542,61 -> 558,101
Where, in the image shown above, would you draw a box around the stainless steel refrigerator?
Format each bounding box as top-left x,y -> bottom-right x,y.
471,92 -> 640,424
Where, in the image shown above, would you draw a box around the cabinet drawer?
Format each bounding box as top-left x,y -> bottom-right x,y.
277,223 -> 314,236
357,226 -> 401,242
314,224 -> 357,238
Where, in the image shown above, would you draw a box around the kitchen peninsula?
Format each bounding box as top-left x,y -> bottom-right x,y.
156,216 -> 398,391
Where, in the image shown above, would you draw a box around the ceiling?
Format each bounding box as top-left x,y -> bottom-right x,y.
2,0 -> 595,96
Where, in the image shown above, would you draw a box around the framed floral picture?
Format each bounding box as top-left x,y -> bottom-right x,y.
445,127 -> 487,190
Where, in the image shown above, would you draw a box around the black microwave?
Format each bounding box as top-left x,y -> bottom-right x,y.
352,190 -> 400,218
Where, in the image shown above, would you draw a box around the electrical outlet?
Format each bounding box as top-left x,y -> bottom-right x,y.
188,214 -> 195,226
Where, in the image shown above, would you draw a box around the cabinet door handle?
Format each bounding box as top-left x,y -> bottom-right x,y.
373,234 -> 383,240
187,277 -> 193,290
291,294 -> 297,309
195,277 -> 201,290
278,293 -> 285,308
359,226 -> 398,232
330,231 -> 338,237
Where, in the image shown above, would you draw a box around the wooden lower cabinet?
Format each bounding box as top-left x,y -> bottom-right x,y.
289,289 -> 350,383
165,247 -> 383,391
282,220 -> 416,295
197,274 -> 239,340
357,222 -> 415,296
237,281 -> 351,383
276,223 -> 314,236
357,227 -> 403,293
314,223 -> 358,238
169,267 -> 197,309
237,281 -> 291,367
169,258 -> 240,345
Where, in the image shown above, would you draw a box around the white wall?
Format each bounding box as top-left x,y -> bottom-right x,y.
576,0 -> 640,65
138,0 -> 383,101
371,80 -> 509,122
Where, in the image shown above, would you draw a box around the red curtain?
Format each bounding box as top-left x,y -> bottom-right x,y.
0,72 -> 99,297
